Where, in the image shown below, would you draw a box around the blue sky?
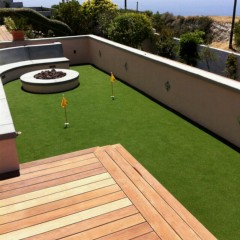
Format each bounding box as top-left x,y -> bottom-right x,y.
19,0 -> 240,16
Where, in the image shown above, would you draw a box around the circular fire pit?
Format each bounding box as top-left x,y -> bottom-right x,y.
20,69 -> 79,93
34,69 -> 67,79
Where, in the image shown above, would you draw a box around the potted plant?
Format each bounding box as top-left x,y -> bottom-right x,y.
4,16 -> 27,41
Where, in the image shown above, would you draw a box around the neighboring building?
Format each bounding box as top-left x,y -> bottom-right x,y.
27,7 -> 52,18
0,0 -> 23,8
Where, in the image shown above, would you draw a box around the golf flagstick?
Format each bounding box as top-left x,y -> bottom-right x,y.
61,94 -> 69,128
110,72 -> 116,99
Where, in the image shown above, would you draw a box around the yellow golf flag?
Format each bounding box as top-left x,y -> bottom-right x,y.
61,95 -> 68,108
110,72 -> 116,83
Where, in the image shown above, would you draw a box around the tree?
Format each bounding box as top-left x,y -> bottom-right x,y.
225,53 -> 238,80
52,0 -> 84,34
82,0 -> 118,36
234,20 -> 240,49
153,29 -> 176,60
144,10 -> 153,18
151,11 -> 164,33
3,1 -> 10,8
108,13 -> 153,48
178,30 -> 204,66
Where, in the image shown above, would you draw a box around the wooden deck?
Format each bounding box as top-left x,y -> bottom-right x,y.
0,25 -> 12,42
0,144 -> 216,240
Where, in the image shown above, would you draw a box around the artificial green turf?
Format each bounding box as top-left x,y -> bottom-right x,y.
4,65 -> 240,240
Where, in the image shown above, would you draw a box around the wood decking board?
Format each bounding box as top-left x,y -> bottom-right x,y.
0,191 -> 126,234
20,147 -> 97,170
0,185 -> 121,225
62,214 -> 145,240
0,157 -> 99,186
0,144 -> 216,240
113,144 -> 217,240
0,26 -> 12,42
24,206 -> 139,240
0,148 -> 97,186
103,146 -> 201,240
95,147 -> 182,240
132,232 -> 161,240
0,178 -> 116,215
96,222 -> 154,240
0,172 -> 112,207
0,166 -> 106,199
0,162 -> 104,195
0,198 -> 132,239
20,153 -> 96,175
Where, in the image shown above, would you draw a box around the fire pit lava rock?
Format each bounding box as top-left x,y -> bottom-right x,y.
34,69 -> 67,79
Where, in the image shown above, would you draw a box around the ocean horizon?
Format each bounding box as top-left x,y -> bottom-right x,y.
20,0 -> 240,17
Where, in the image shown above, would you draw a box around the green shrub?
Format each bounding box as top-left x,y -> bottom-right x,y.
108,13 -> 153,48
179,30 -> 204,66
234,20 -> 240,49
4,16 -> 28,31
225,53 -> 238,80
81,0 -> 118,36
152,29 -> 176,59
0,8 -> 72,36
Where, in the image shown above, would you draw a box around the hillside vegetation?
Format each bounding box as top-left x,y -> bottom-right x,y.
210,16 -> 240,23
209,16 -> 240,50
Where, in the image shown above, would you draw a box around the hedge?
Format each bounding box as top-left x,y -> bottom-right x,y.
0,8 -> 72,36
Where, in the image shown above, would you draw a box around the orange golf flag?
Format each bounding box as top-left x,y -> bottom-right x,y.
61,95 -> 68,108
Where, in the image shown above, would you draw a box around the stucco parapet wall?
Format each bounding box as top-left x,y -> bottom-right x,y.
89,35 -> 240,93
0,35 -> 90,46
0,80 -> 16,140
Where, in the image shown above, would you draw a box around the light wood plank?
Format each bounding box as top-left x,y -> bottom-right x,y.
95,148 -> 181,240
105,146 -> 201,240
0,157 -> 99,186
0,162 -> 103,194
0,26 -> 12,41
20,153 -> 96,174
0,166 -> 106,199
0,178 -> 115,215
97,222 -> 153,240
63,213 -> 145,240
0,172 -> 111,208
24,205 -> 138,240
20,147 -> 97,169
114,144 -> 217,240
132,232 -> 161,240
0,184 -> 121,225
0,191 -> 126,234
0,198 -> 132,240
